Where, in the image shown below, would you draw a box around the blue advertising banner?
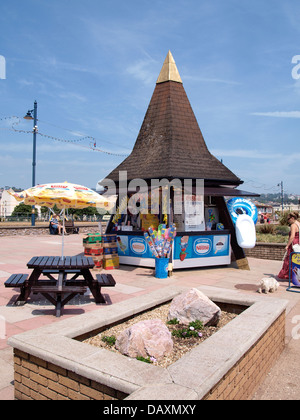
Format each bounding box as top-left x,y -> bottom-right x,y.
174,234 -> 230,261
116,234 -> 230,263
116,235 -> 154,259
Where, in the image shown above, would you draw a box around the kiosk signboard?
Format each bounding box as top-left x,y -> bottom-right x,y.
287,252 -> 300,292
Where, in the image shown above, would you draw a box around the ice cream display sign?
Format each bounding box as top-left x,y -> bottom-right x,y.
130,238 -> 148,256
174,234 -> 230,261
213,236 -> 228,253
117,236 -> 150,257
194,238 -> 212,256
116,236 -> 128,254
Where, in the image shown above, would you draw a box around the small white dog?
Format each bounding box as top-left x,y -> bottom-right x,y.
258,277 -> 279,294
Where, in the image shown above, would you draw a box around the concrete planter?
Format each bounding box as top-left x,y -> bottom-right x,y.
8,285 -> 287,400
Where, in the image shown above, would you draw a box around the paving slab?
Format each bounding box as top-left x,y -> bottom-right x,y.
0,233 -> 299,400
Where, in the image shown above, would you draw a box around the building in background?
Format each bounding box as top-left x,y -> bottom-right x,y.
0,190 -> 19,218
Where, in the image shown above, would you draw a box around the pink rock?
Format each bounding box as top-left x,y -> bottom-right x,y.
115,319 -> 173,361
168,288 -> 221,326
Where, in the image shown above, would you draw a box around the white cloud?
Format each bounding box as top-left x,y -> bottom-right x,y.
211,149 -> 282,159
184,75 -> 241,86
18,79 -> 34,87
126,59 -> 157,85
251,111 -> 300,118
57,91 -> 87,102
220,148 -> 300,166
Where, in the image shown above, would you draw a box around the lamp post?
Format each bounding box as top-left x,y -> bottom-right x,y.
24,100 -> 38,226
277,181 -> 284,215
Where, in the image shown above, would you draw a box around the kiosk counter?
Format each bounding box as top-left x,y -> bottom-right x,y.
114,229 -> 231,269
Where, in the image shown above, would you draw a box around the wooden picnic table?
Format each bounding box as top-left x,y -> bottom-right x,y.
5,255 -> 115,317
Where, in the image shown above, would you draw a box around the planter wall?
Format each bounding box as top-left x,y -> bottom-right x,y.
244,243 -> 285,261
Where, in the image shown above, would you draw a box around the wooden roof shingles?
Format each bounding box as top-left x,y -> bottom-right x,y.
105,52 -> 242,187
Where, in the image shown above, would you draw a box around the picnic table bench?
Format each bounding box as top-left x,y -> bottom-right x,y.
64,220 -> 79,234
4,256 -> 116,316
49,220 -> 79,235
5,274 -> 29,288
95,273 -> 116,296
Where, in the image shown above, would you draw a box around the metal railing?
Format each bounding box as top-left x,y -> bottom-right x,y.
0,213 -> 111,223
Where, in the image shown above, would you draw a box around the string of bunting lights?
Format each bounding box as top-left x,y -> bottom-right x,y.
0,117 -> 286,193
0,115 -> 129,157
243,178 -> 280,192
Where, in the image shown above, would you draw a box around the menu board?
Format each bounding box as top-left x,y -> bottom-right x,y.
140,214 -> 159,231
184,195 -> 205,232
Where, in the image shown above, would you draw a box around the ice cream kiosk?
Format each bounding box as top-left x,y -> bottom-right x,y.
100,51 -> 258,271
104,187 -> 257,271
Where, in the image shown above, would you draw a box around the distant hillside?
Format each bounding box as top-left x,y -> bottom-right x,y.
258,193 -> 300,205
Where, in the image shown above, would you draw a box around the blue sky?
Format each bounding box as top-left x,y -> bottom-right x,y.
0,0 -> 300,195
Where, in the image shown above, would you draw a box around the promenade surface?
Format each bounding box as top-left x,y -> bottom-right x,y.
0,233 -> 299,400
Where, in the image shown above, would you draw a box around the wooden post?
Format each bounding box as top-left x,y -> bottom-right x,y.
106,195 -> 120,234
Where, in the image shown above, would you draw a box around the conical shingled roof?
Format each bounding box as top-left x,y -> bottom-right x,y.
105,51 -> 242,187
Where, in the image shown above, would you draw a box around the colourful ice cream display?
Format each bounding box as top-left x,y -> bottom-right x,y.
144,224 -> 176,259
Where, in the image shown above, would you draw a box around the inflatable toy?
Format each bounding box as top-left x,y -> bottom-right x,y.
235,214 -> 256,248
227,198 -> 258,225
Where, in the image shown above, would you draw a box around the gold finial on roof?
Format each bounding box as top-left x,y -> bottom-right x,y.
156,50 -> 183,84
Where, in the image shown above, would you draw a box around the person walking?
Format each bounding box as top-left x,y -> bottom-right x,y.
278,212 -> 300,280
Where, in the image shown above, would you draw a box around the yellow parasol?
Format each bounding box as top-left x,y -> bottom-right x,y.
9,182 -> 115,258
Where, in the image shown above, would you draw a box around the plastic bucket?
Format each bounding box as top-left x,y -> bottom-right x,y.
155,258 -> 169,279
